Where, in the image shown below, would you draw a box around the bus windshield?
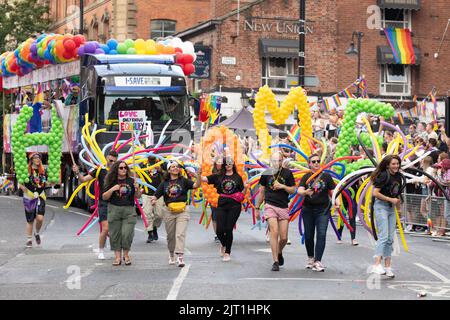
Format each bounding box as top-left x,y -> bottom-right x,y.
100,95 -> 189,127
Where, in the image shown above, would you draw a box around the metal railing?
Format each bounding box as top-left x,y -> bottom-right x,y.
402,191 -> 450,232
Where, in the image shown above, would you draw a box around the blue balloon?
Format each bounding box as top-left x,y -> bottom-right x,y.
106,39 -> 118,50
100,44 -> 110,54
109,49 -> 118,55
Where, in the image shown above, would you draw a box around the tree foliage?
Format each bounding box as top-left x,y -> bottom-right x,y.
0,0 -> 51,52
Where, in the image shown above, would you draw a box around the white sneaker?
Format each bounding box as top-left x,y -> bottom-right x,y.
176,255 -> 185,267
286,239 -> 291,245
305,257 -> 315,269
312,261 -> 325,272
385,267 -> 395,278
222,254 -> 231,262
97,252 -> 105,260
372,264 -> 386,275
168,255 -> 176,265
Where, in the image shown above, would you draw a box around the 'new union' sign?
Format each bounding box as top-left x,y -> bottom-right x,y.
244,20 -> 314,34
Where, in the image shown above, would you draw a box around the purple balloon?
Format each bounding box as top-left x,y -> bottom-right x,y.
95,49 -> 105,54
30,44 -> 38,55
84,42 -> 96,54
77,46 -> 85,56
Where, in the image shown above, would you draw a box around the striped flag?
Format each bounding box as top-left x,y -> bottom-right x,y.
342,88 -> 353,99
332,94 -> 341,107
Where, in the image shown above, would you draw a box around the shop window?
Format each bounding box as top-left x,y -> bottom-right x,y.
261,57 -> 297,90
151,20 -> 176,39
380,64 -> 411,96
382,9 -> 411,29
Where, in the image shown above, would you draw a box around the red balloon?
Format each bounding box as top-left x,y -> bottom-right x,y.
174,47 -> 183,54
183,63 -> 195,75
175,52 -> 183,63
63,50 -> 73,59
184,54 -> 194,64
64,39 -> 76,51
176,54 -> 186,64
73,35 -> 86,46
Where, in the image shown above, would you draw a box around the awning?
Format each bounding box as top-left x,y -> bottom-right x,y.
377,0 -> 421,10
259,39 -> 298,58
377,46 -> 421,65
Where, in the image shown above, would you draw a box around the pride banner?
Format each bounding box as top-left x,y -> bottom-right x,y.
384,28 -> 415,64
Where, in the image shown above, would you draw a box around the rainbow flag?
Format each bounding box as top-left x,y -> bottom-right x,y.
323,99 -> 331,112
290,124 -> 301,143
384,28 -> 415,64
342,88 -> 353,99
332,94 -> 341,107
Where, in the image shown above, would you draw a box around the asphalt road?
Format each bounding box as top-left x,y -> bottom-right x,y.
1,194 -> 450,300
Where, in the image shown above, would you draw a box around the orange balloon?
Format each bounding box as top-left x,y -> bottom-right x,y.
163,45 -> 175,54
156,43 -> 165,54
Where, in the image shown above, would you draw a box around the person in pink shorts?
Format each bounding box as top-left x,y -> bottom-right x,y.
256,152 -> 296,271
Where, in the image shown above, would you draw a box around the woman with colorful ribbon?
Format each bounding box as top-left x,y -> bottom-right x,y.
370,155 -> 404,278
297,153 -> 340,272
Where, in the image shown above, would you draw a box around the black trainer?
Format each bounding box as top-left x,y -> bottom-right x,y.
146,231 -> 154,243
278,253 -> 284,266
34,234 -> 41,245
271,262 -> 280,271
153,227 -> 158,241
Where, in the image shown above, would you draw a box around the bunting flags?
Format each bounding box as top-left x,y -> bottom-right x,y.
320,76 -> 365,112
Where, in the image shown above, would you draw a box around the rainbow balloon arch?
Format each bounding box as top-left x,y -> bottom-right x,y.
0,34 -> 197,78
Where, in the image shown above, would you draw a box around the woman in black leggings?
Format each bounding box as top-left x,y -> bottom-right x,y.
200,156 -> 247,261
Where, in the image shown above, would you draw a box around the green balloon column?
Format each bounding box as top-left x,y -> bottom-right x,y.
334,98 -> 395,174
11,106 -> 64,184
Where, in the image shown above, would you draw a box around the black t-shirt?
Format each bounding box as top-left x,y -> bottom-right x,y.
154,177 -> 195,205
108,177 -> 135,206
143,169 -> 162,196
259,168 -> 296,209
24,168 -> 48,193
89,168 -> 108,193
207,173 -> 244,205
374,171 -> 403,198
299,172 -> 336,209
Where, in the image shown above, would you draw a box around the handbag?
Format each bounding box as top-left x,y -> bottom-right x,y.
167,202 -> 187,213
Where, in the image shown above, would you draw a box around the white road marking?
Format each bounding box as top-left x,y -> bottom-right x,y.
68,210 -> 91,217
47,205 -> 59,209
254,248 -> 272,253
166,264 -> 191,300
414,263 -> 450,283
240,277 -> 443,284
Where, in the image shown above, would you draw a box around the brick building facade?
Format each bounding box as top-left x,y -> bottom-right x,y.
177,0 -> 450,118
48,0 -> 211,42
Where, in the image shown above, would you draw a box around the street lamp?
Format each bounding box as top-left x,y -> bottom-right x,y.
346,31 -> 364,97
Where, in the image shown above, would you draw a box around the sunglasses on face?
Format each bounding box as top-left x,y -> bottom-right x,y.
310,160 -> 320,164
119,166 -> 128,170
226,162 -> 234,166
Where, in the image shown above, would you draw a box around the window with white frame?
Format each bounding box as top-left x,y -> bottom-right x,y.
151,20 -> 176,39
261,57 -> 298,90
382,9 -> 412,29
380,64 -> 411,96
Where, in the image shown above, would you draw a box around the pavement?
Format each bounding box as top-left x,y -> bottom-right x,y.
1,194 -> 450,300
